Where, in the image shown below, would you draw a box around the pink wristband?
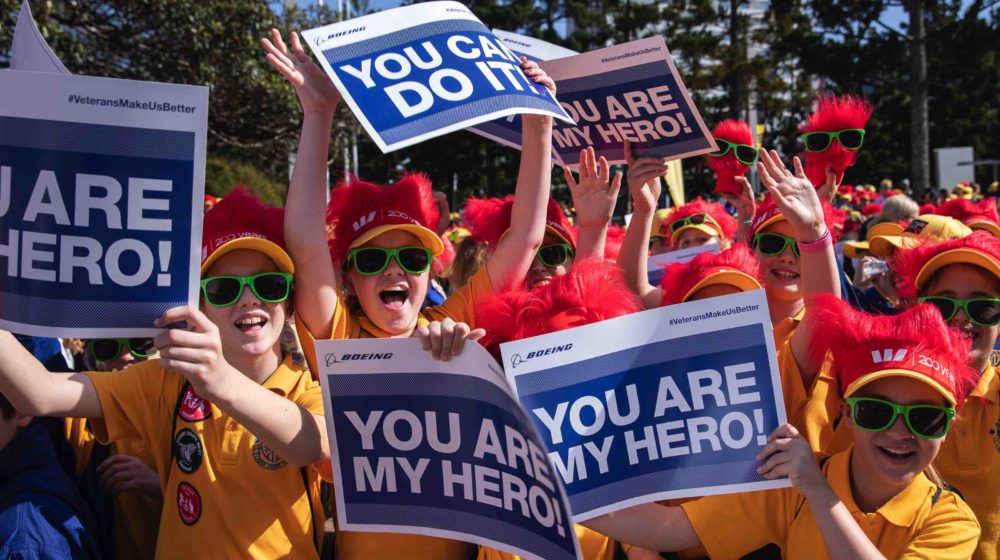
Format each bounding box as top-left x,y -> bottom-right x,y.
798,229 -> 832,253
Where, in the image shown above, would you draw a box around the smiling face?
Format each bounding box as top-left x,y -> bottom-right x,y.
202,249 -> 288,358
526,231 -> 575,290
756,220 -> 801,305
922,263 -> 1000,373
345,229 -> 430,336
649,236 -> 671,256
848,376 -> 946,491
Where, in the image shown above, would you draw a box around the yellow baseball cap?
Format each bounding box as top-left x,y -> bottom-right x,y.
843,222 -> 905,259
870,215 -> 973,257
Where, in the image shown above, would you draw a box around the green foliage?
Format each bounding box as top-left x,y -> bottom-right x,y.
205,156 -> 286,206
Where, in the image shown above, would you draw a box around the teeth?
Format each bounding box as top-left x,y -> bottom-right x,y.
236,317 -> 265,326
880,446 -> 911,457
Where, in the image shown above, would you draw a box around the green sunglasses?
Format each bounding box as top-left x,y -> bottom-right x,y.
348,246 -> 433,276
918,296 -> 1000,327
800,128 -> 866,152
708,138 -> 759,165
200,272 -> 293,307
88,338 -> 156,362
669,213 -> 722,235
846,396 -> 955,439
536,243 -> 574,268
752,232 -> 799,258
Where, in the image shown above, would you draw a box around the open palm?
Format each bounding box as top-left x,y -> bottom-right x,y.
757,149 -> 826,238
261,29 -> 340,114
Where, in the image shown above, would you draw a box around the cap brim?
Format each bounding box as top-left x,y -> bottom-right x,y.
971,222 -> 1000,238
869,235 -> 917,257
844,369 -> 956,406
202,238 -> 294,275
351,224 -> 445,256
753,214 -> 786,236
670,224 -> 722,245
682,271 -> 762,302
843,241 -> 870,259
915,247 -> 1000,291
545,225 -> 575,248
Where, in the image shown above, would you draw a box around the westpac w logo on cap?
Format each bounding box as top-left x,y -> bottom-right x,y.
871,348 -> 908,364
352,211 -> 377,232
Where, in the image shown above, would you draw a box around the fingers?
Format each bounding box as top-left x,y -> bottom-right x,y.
468,328 -> 486,342
792,156 -> 807,180
414,324 -> 432,352
610,171 -> 623,196
153,327 -> 209,353
428,320 -> 443,360
272,28 -> 289,54
623,139 -> 635,165
597,155 -> 611,184
153,306 -> 194,329
437,318 -> 457,361
290,31 -> 304,54
448,321 -> 470,357
562,166 -> 578,190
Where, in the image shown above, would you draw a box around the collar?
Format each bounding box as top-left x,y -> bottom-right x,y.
262,354 -> 307,397
832,447 -> 935,527
357,315 -> 430,339
973,364 -> 999,403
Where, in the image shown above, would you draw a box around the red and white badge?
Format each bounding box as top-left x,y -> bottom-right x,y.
177,482 -> 201,526
178,385 -> 211,422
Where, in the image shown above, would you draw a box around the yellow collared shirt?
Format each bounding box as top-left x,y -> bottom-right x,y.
86,355 -> 328,560
478,525 -> 615,560
682,448 -> 980,559
936,365 -> 1000,560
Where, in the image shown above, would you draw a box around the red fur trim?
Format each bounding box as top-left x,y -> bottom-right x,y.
667,198 -> 737,240
807,295 -> 978,408
861,203 -> 883,216
202,187 -> 286,256
326,173 -> 440,264
660,244 -> 762,305
936,198 -> 1000,227
891,231 -> 1000,301
802,95 -> 873,187
603,225 -> 627,261
751,197 -> 840,240
476,258 -> 639,354
706,119 -> 754,195
464,196 -> 514,247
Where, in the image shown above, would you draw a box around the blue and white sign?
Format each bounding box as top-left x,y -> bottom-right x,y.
302,2 -> 573,153
467,30 -> 578,152
647,241 -> 720,287
0,71 -> 207,338
501,290 -> 790,521
540,37 -> 717,169
316,338 -> 581,560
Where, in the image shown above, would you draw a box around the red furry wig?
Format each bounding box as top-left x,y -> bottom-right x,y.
802,95 -> 873,189
603,225 -> 627,261
919,203 -> 937,215
891,231 -> 1000,302
861,203 -> 883,217
706,119 -> 755,196
935,198 -> 1000,236
326,174 -> 441,265
660,244 -> 763,305
464,196 -> 576,250
808,295 -> 977,408
665,198 -> 737,244
475,258 -> 640,355
201,187 -> 291,273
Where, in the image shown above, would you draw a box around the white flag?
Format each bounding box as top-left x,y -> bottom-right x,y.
10,0 -> 70,74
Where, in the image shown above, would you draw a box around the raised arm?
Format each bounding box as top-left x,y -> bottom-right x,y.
0,331 -> 102,418
617,143 -> 669,308
563,147 -> 622,260
581,503 -> 701,553
758,150 -> 841,385
486,58 -> 555,290
263,29 -> 342,338
724,176 -> 756,245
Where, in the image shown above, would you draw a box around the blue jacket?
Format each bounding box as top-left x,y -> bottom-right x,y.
0,422 -> 101,559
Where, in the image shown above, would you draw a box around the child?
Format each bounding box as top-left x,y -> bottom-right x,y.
263,29 -> 558,558
659,244 -> 763,306
581,297 -> 981,559
661,198 -> 737,251
0,189 -> 332,558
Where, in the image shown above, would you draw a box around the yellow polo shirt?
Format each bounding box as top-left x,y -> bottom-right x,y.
297,265 -> 493,560
772,310 -> 840,452
65,418 -> 161,560
478,525 -> 615,560
682,448 -> 980,559
86,355 -> 328,559
936,365 -> 1000,560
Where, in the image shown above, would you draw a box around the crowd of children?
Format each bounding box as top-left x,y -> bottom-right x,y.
0,27 -> 997,560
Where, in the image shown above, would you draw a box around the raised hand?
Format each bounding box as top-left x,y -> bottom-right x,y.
520,56 -> 556,95
725,176 -> 757,245
815,165 -> 841,205
757,149 -> 827,240
261,29 -> 340,114
624,140 -> 668,213
153,307 -> 236,401
564,146 -> 622,227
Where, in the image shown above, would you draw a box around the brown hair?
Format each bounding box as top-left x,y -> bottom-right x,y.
444,237 -> 489,293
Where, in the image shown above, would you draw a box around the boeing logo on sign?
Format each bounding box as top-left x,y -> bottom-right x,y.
510,343 -> 573,368
325,352 -> 394,367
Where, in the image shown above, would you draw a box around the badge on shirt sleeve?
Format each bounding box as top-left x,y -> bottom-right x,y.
252,437 -> 288,471
174,429 -> 204,474
178,385 -> 211,422
177,482 -> 202,525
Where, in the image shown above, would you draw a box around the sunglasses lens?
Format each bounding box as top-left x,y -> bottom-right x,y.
91,339 -> 121,362
755,234 -> 786,256
907,406 -> 952,438
690,214 -> 707,226
128,338 -> 156,357
853,399 -> 895,431
735,145 -> 758,164
397,248 -> 431,274
204,277 -> 243,306
923,297 -> 958,322
838,129 -> 864,150
708,140 -> 729,157
968,299 -> 1000,326
538,245 -> 569,267
252,273 -> 291,302
804,133 -> 831,152
354,249 -> 390,274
